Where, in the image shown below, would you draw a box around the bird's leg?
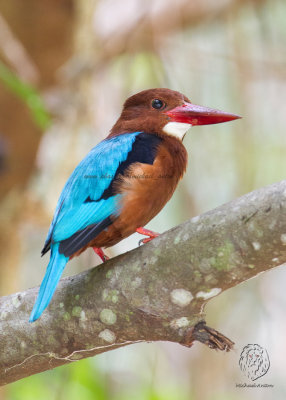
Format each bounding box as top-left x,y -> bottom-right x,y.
136,226 -> 160,245
93,247 -> 109,262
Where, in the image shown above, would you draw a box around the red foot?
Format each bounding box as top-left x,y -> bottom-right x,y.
136,226 -> 160,245
93,247 -> 109,262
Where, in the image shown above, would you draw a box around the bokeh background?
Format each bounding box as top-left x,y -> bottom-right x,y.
0,0 -> 286,399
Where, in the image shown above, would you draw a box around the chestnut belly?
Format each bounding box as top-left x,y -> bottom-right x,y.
74,135 -> 187,255
87,170 -> 178,250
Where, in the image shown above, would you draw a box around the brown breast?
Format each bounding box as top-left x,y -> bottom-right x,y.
89,134 -> 188,248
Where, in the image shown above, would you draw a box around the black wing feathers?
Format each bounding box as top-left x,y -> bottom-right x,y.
59,217 -> 112,257
98,133 -> 162,200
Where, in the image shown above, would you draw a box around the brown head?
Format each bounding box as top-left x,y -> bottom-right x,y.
110,88 -> 241,140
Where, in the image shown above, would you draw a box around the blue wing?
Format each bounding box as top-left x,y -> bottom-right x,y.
42,132 -> 141,254
30,132 -> 141,322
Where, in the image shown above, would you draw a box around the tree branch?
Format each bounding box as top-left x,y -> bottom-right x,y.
1,180 -> 286,386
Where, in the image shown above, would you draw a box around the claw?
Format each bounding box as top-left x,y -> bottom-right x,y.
136,226 -> 159,246
93,247 -> 109,262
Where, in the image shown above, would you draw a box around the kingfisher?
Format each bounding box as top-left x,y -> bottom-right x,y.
30,88 -> 240,322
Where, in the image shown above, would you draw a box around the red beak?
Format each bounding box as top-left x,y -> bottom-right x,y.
165,102 -> 241,126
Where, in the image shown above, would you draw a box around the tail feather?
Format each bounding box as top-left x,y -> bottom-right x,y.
29,243 -> 68,322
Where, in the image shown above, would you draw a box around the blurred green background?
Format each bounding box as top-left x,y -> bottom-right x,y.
0,0 -> 286,399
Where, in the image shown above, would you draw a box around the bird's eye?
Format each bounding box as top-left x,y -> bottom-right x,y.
151,99 -> 165,110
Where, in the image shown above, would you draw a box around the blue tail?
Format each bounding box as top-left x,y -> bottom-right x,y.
29,243 -> 68,322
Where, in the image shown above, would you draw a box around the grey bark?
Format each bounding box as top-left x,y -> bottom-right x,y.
1,180 -> 286,386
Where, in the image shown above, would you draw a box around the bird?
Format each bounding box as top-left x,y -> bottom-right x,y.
29,88 -> 240,322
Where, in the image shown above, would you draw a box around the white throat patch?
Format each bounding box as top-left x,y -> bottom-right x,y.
163,122 -> 191,140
